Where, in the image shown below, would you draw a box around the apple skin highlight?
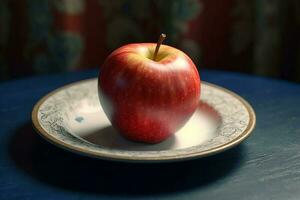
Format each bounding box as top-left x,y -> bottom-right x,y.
98,43 -> 201,143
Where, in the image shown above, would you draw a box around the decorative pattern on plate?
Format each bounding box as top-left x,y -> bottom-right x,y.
34,79 -> 255,161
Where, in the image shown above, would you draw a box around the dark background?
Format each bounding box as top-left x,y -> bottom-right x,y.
0,0 -> 300,82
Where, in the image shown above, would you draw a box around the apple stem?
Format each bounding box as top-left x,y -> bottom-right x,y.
153,33 -> 166,61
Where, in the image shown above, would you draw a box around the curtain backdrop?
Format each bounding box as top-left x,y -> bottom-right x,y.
0,0 -> 299,81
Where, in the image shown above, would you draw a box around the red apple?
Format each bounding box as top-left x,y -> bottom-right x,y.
98,34 -> 200,143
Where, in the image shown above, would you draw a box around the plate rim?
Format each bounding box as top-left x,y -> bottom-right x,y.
32,78 -> 256,162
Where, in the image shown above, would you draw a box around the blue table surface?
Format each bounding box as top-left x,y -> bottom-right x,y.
0,69 -> 300,200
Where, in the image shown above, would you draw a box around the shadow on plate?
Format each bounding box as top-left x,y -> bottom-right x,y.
81,126 -> 177,151
9,122 -> 246,196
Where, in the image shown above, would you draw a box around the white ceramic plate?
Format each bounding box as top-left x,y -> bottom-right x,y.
32,78 -> 255,162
